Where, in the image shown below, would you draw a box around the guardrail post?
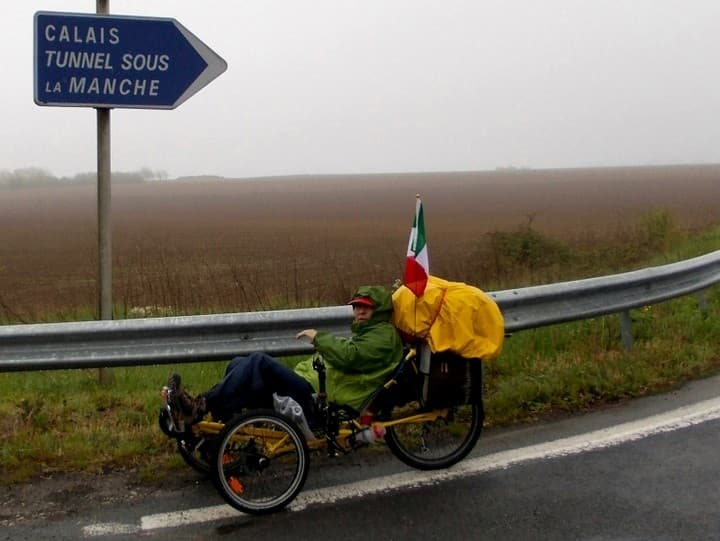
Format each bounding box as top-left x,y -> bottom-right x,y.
696,290 -> 708,317
619,310 -> 633,351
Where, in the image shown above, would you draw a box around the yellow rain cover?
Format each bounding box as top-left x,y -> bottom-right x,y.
392,275 -> 504,360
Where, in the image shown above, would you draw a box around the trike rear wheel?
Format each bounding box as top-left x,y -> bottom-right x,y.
212,410 -> 309,515
385,401 -> 482,470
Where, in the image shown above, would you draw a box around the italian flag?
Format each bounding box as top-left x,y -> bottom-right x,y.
403,196 -> 429,297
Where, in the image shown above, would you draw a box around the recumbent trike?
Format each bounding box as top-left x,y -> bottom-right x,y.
158,345 -> 484,515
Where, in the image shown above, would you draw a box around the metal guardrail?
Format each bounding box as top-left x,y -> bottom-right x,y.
492,249 -> 720,331
1,250 -> 718,372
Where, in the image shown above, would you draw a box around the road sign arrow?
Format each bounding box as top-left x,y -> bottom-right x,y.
34,12 -> 227,109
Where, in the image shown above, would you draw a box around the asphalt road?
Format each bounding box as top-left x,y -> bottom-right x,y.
5,374 -> 720,541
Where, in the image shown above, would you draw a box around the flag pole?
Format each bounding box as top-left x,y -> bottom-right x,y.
412,194 -> 432,379
413,193 -> 420,331
416,194 -> 431,396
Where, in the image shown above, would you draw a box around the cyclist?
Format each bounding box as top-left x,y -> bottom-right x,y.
165,285 -> 403,432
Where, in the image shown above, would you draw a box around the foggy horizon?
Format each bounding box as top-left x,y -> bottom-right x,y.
4,1 -> 720,180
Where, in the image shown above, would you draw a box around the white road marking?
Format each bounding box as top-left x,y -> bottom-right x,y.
82,523 -> 140,536
83,396 -> 720,536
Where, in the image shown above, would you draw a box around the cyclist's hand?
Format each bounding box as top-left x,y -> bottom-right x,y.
296,329 -> 318,342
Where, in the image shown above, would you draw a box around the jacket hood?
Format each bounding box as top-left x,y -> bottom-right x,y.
349,285 -> 393,325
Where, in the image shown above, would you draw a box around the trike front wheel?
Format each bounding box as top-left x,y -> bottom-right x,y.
385,401 -> 483,470
212,410 -> 309,515
159,406 -> 212,475
177,436 -> 213,475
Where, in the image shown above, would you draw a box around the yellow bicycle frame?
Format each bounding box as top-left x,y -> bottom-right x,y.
191,406 -> 451,457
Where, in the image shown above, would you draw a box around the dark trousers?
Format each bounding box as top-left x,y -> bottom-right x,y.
203,351 -> 315,421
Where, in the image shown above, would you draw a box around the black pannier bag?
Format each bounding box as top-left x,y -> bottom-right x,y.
423,350 -> 483,408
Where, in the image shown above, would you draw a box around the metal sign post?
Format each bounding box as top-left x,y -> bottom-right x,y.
96,0 -> 112,385
33,3 -> 227,384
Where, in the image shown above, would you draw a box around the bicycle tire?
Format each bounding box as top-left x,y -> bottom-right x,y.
212,409 -> 309,515
385,400 -> 483,470
159,407 -> 213,475
177,437 -> 212,475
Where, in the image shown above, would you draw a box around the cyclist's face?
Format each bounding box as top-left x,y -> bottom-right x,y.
352,304 -> 373,323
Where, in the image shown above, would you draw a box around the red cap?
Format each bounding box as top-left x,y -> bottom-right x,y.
347,296 -> 374,308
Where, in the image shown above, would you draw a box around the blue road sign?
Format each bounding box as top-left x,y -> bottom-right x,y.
34,11 -> 227,109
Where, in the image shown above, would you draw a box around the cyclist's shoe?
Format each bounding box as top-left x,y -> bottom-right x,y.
164,373 -> 203,433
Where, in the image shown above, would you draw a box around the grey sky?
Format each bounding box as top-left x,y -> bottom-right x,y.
4,1 -> 720,179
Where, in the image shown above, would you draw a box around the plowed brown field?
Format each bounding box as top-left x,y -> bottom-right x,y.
1,165 -> 719,320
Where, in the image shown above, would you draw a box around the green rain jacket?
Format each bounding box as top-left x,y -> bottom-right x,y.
293,285 -> 404,409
